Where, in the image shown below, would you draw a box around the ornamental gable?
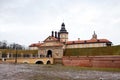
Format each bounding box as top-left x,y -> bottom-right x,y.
44,36 -> 58,42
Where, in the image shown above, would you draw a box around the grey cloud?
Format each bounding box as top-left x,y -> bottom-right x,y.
0,0 -> 120,45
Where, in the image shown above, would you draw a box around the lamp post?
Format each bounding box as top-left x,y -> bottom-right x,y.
15,47 -> 17,64
14,44 -> 18,64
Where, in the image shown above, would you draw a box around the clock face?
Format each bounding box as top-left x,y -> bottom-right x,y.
63,35 -> 65,38
60,34 -> 68,38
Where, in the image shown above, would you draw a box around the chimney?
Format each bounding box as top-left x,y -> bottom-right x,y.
52,31 -> 54,37
58,32 -> 60,39
55,31 -> 57,38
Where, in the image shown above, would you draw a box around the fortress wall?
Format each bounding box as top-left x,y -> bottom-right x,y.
62,56 -> 120,68
54,58 -> 62,64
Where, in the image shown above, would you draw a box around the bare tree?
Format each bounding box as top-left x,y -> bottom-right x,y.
0,40 -> 25,50
0,40 -> 7,49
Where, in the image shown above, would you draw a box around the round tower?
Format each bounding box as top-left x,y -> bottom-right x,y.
59,22 -> 68,43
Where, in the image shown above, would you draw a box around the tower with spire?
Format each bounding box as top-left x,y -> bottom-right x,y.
92,31 -> 97,40
58,22 -> 68,43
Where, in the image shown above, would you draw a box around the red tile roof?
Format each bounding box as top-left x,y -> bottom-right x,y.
66,39 -> 111,45
29,38 -> 112,47
29,43 -> 42,47
44,36 -> 58,42
29,42 -> 63,47
29,36 -> 59,47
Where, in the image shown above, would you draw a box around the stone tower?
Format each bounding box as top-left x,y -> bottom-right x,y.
58,22 -> 68,43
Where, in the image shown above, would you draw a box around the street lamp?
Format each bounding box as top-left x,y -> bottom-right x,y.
15,47 -> 17,64
13,43 -> 18,64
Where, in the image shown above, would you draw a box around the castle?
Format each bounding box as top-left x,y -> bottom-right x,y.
29,22 -> 112,58
1,23 -> 120,68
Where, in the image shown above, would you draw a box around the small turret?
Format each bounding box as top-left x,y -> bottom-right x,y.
92,31 -> 97,39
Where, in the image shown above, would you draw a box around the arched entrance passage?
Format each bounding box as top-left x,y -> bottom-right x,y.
35,61 -> 44,64
46,50 -> 52,58
47,60 -> 51,64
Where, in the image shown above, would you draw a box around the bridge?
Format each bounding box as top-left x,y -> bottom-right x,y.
2,58 -> 54,64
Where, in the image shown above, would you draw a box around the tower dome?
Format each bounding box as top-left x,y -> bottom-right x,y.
59,22 -> 68,33
58,22 -> 69,43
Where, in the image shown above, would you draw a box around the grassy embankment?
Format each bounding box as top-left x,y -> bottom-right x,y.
64,46 -> 120,56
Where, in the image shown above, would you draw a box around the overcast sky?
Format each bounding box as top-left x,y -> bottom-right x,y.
0,0 -> 120,46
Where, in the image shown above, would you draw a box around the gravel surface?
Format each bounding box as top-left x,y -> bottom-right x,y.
0,64 -> 120,80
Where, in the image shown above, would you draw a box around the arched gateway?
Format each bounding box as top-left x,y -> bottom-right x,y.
46,50 -> 52,57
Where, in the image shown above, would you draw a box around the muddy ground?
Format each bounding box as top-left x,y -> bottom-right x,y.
0,64 -> 120,80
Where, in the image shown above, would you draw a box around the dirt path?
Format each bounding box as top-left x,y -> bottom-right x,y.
0,64 -> 120,80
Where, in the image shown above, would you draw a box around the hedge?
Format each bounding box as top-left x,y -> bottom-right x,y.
0,49 -> 38,54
